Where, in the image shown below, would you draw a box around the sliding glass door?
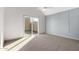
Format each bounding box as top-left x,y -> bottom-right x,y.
25,17 -> 31,35
25,16 -> 39,35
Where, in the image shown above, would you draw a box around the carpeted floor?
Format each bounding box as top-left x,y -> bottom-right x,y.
4,34 -> 31,50
4,39 -> 19,47
20,34 -> 79,51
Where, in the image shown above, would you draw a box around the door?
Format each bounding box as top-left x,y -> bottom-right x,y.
24,16 -> 39,35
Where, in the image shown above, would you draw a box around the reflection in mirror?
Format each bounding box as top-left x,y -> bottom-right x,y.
32,17 -> 39,34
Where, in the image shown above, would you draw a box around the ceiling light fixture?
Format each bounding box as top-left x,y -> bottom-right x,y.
42,7 -> 48,11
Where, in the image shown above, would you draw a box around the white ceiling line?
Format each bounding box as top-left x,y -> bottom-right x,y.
38,7 -> 77,15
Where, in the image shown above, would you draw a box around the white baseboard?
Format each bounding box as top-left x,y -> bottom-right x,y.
46,33 -> 79,40
0,48 -> 8,51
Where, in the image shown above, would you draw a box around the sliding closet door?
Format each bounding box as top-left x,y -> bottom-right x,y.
69,8 -> 79,37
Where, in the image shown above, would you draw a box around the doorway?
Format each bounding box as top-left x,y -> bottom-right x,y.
24,16 -> 39,35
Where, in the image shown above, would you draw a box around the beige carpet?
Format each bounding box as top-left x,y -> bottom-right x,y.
4,34 -> 31,50
20,34 -> 79,51
4,39 -> 19,47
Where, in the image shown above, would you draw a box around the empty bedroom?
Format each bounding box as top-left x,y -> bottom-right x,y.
0,7 -> 79,51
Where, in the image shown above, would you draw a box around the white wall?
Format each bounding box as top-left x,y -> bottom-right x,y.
46,8 -> 79,40
0,8 -> 4,48
4,7 -> 45,40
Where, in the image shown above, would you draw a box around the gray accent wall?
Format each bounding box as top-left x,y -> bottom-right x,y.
46,8 -> 79,40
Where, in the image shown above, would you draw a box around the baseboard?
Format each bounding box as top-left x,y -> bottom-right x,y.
39,32 -> 46,34
46,33 -> 79,40
0,48 -> 8,51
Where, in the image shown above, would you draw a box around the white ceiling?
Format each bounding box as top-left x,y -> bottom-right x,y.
38,7 -> 77,15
